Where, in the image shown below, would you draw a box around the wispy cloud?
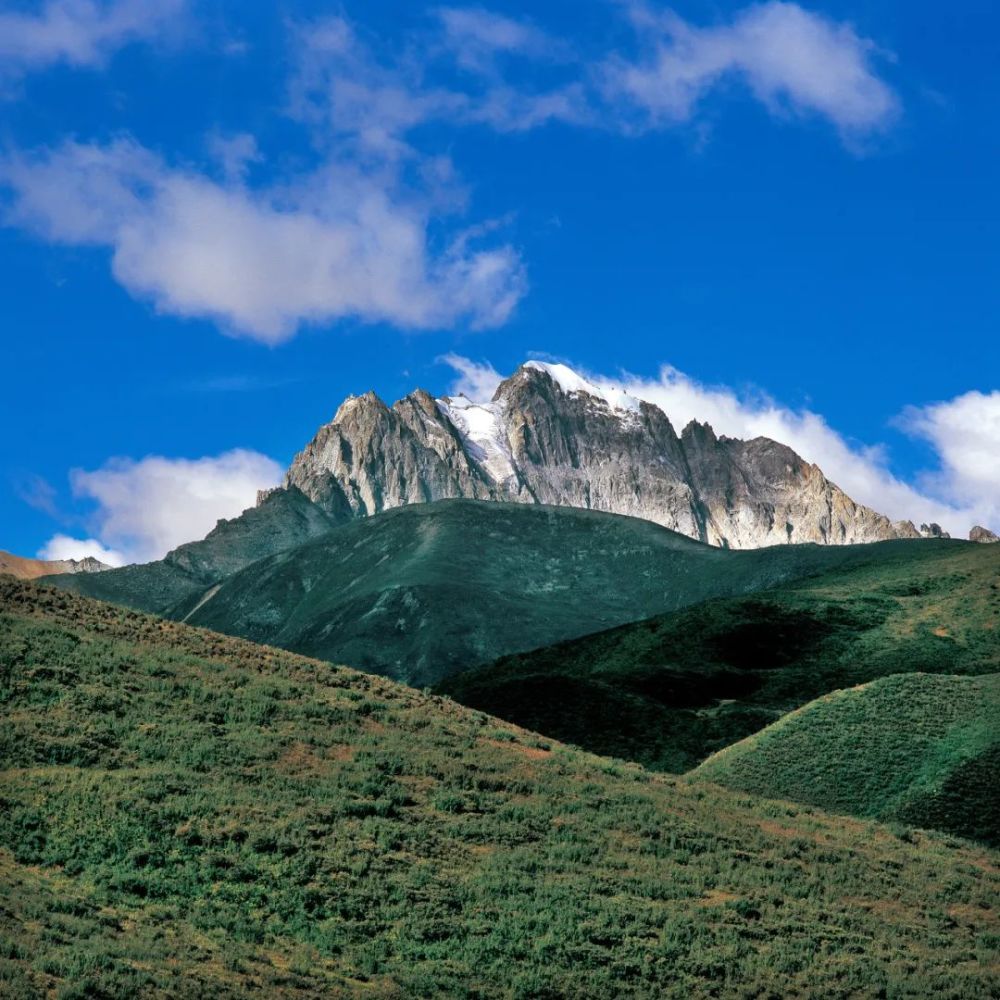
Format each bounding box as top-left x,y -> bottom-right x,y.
0,138 -> 527,343
292,4 -> 899,151
289,12 -> 588,156
0,0 -> 187,83
438,352 -> 504,401
39,448 -> 283,566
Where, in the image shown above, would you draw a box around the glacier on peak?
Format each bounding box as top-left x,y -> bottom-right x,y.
436,394 -> 518,487
523,360 -> 643,416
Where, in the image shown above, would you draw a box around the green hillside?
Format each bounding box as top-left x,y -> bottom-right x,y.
440,541 -> 1000,772
0,578 -> 996,999
49,499 -> 981,688
694,673 -> 1000,845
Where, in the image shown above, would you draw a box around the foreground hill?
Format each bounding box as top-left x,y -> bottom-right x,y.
109,501 -> 944,687
0,578 -> 996,998
441,540 -> 1000,771
694,673 -> 1000,846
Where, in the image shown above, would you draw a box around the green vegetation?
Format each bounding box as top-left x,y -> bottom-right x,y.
694,673 -> 1000,845
441,541 -> 1000,773
1,577 -> 997,998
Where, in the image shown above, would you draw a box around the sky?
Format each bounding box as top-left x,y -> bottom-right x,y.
1,0 -> 998,565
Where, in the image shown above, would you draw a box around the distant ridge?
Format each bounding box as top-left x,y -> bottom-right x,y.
0,549 -> 109,580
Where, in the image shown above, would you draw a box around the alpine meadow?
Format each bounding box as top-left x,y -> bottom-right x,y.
1,2 -> 998,998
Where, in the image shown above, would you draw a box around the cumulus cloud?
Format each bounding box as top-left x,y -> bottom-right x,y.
38,534 -> 126,567
603,2 -> 898,138
0,138 -> 526,342
900,390 -> 1000,531
39,449 -> 283,566
438,352 -> 504,401
0,0 -> 185,80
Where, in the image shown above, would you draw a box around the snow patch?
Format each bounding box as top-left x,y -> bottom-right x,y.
524,361 -> 642,417
436,395 -> 517,486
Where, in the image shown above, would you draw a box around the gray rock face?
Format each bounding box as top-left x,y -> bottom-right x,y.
281,361 -> 920,549
970,525 -> 1000,544
919,523 -> 951,539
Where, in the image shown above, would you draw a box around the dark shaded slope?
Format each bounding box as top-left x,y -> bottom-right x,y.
440,541 -> 1000,770
0,577 -> 996,998
694,673 -> 1000,845
174,500 -> 918,686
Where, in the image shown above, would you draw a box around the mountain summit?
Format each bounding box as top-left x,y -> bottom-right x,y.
278,361 -> 918,549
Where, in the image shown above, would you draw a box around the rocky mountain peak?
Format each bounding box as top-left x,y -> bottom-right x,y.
277,359 -> 932,550
970,525 -> 999,544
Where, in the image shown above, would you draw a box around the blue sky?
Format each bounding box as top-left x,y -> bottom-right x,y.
1,0 -> 998,563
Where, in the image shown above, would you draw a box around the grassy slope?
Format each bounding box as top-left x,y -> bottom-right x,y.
0,578 -> 996,999
146,501 -> 966,687
694,673 -> 1000,846
440,541 -> 1000,774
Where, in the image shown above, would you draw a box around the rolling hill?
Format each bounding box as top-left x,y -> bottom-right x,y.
0,577 -> 996,998
440,540 -> 1000,772
693,673 -> 1000,845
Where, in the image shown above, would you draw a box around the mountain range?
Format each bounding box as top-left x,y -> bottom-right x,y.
279,360 -> 938,548
43,359 -> 994,686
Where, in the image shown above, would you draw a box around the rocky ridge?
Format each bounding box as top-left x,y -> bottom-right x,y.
280,361 -> 923,550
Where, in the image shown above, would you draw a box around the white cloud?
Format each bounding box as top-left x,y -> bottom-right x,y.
900,390 -> 1000,531
0,0 -> 185,80
43,449 -> 283,565
438,352 -> 504,401
604,2 -> 898,138
38,534 -> 126,567
0,138 -> 527,342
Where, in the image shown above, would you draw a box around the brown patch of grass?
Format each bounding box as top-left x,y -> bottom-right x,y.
695,889 -> 741,907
